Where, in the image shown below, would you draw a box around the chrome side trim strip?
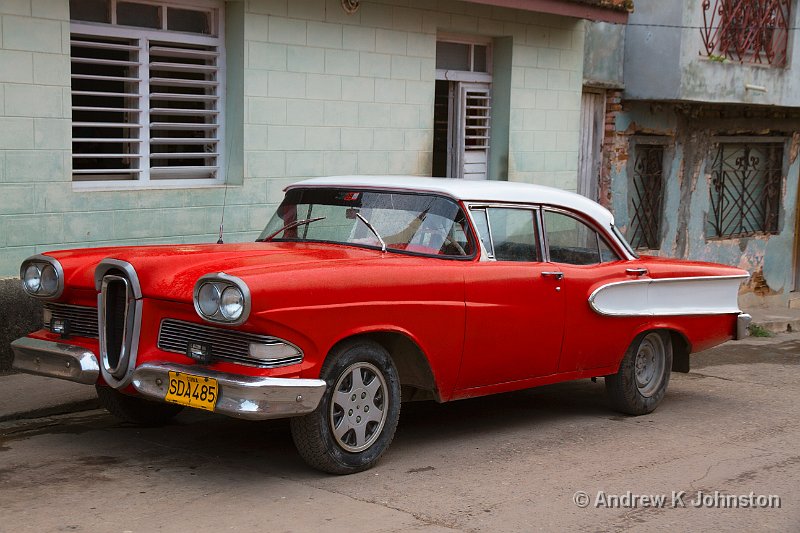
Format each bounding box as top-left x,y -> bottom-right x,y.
131,362 -> 326,420
11,337 -> 99,385
589,274 -> 750,317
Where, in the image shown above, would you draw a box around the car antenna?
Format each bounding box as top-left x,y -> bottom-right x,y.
217,182 -> 228,244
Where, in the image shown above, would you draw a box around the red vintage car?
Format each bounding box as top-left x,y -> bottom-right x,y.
11,176 -> 750,474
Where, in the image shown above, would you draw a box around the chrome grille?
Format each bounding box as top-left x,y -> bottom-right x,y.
43,303 -> 98,338
158,319 -> 303,368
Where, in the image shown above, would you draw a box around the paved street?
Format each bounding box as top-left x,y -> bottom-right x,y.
1,334 -> 798,532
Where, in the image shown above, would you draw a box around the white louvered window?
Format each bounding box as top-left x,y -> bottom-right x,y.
70,0 -> 224,186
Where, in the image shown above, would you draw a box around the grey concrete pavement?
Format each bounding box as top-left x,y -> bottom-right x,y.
0,333 -> 798,532
0,372 -> 98,422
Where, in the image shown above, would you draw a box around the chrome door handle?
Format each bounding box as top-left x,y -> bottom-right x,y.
541,271 -> 564,280
626,268 -> 648,276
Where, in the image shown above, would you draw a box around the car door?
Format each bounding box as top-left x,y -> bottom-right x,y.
456,206 -> 566,391
540,208 -> 639,373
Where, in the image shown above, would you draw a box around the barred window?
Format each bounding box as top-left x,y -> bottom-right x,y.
628,143 -> 665,250
707,142 -> 783,239
701,0 -> 791,67
70,0 -> 224,186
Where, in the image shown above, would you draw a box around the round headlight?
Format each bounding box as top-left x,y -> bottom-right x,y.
219,286 -> 244,320
40,264 -> 59,295
23,264 -> 42,294
197,283 -> 221,317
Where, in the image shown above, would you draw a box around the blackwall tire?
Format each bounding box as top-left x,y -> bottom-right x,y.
605,331 -> 672,416
290,339 -> 401,474
96,385 -> 183,426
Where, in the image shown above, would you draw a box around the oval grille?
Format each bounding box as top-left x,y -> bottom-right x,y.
44,303 -> 99,338
157,319 -> 302,368
103,277 -> 129,371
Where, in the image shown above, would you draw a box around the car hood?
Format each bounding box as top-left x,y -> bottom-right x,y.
46,242 -> 383,302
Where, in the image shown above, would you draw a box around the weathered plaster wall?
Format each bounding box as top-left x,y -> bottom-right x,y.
583,21 -> 624,87
622,0 -> 682,100
608,102 -> 800,308
624,0 -> 800,107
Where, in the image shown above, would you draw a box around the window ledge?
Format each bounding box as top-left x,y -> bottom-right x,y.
72,180 -> 230,193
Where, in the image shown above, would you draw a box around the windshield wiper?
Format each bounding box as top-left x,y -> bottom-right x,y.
356,213 -> 386,252
259,216 -> 326,242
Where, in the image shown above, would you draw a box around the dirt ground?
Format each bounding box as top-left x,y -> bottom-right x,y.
1,333 -> 798,532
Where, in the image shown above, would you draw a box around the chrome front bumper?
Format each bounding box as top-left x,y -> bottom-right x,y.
11,337 -> 327,421
11,337 -> 100,385
131,362 -> 326,420
736,313 -> 752,340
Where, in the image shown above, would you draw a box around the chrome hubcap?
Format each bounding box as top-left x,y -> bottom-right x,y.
330,362 -> 388,452
634,333 -> 666,398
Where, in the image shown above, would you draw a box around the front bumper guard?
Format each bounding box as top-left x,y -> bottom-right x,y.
11,337 -> 100,385
131,362 -> 326,420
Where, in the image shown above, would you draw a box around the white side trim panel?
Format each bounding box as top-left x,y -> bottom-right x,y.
589,275 -> 749,316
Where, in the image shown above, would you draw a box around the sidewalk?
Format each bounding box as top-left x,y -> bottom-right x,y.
0,373 -> 99,422
746,306 -> 800,334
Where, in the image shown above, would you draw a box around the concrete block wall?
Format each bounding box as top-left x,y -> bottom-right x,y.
241,0 -> 584,200
0,0 -> 584,281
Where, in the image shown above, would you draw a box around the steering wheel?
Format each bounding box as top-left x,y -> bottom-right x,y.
413,227 -> 466,256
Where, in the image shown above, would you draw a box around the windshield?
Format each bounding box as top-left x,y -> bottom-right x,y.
259,188 -> 475,258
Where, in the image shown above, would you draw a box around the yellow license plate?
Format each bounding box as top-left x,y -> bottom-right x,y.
165,371 -> 218,412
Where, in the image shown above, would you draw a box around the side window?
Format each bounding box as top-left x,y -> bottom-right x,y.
481,208 -> 539,262
599,238 -> 621,263
471,209 -> 492,253
544,210 -> 613,265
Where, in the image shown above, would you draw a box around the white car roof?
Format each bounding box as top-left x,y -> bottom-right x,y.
288,175 -> 616,228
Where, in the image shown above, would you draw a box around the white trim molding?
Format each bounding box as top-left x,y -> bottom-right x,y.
589,274 -> 750,317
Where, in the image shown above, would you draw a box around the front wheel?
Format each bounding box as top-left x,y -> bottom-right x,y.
605,331 -> 672,415
290,340 -> 401,474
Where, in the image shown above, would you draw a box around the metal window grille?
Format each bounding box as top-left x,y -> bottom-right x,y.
708,142 -> 783,238
629,144 -> 665,250
701,0 -> 791,67
70,1 -> 223,185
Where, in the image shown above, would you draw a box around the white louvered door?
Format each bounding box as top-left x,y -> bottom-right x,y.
458,83 -> 491,180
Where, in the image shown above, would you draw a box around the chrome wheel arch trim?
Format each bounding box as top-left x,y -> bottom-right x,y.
589,274 -> 750,317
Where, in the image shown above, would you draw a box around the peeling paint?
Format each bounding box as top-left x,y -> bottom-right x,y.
605,101 -> 800,307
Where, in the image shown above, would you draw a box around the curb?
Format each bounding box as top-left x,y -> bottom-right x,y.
749,316 -> 800,335
0,398 -> 101,424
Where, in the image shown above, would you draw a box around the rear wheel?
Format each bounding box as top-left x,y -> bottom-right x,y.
96,386 -> 183,426
605,331 -> 672,415
291,340 -> 401,474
